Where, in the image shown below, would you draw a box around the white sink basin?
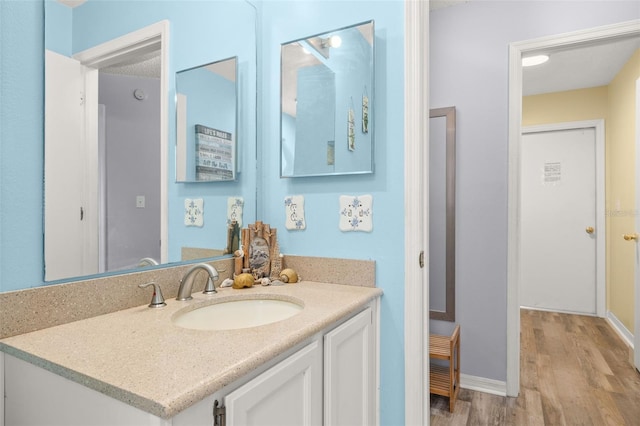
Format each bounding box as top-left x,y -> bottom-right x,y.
172,298 -> 303,331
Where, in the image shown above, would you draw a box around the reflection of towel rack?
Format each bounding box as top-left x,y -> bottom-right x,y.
429,324 -> 460,412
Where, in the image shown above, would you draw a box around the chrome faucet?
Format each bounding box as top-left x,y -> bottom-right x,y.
176,263 -> 219,301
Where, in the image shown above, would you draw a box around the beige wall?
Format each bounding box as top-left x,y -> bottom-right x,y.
522,49 -> 639,332
523,86 -> 608,126
607,49 -> 640,332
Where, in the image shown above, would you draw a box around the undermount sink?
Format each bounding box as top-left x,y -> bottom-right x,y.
172,298 -> 304,331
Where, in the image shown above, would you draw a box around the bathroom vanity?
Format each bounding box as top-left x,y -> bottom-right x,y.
1,281 -> 381,425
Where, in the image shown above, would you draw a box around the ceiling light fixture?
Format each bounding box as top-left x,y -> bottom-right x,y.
522,54 -> 549,67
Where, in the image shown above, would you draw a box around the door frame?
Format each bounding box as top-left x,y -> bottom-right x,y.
404,0 -> 430,424
73,21 -> 170,265
507,20 -> 640,397
635,77 -> 640,371
521,120 -> 606,316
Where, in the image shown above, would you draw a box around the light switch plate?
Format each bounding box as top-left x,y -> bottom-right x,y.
339,195 -> 373,232
285,195 -> 306,230
136,195 -> 145,208
227,197 -> 244,226
185,198 -> 204,227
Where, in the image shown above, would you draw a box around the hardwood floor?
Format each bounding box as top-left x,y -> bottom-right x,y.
430,309 -> 640,425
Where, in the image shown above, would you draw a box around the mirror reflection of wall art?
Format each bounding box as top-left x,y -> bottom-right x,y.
362,87 -> 369,133
185,198 -> 204,227
176,56 -> 238,182
339,195 -> 373,232
227,196 -> 244,227
285,195 -> 306,230
348,100 -> 356,151
280,20 -> 374,177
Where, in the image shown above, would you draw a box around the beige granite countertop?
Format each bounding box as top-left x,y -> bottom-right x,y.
0,281 -> 382,419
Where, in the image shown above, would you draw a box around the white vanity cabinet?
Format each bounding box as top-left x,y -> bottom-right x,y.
3,303 -> 378,426
224,339 -> 323,425
220,306 -> 375,426
324,307 -> 375,426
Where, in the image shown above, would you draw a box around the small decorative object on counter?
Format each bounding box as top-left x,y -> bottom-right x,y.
241,221 -> 281,280
260,277 -> 272,286
233,273 -> 254,289
279,268 -> 299,284
220,278 -> 234,288
233,249 -> 244,276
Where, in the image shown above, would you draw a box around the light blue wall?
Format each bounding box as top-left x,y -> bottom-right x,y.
429,0 -> 640,382
257,2 -> 405,425
294,65 -> 336,175
0,0 -> 45,291
44,0 -> 71,55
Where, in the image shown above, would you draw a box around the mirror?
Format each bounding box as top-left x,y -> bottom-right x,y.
42,0 -> 257,284
176,57 -> 238,182
280,21 -> 374,177
429,106 -> 456,321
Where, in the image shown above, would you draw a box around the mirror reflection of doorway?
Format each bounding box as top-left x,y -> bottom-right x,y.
98,59 -> 161,273
44,22 -> 168,281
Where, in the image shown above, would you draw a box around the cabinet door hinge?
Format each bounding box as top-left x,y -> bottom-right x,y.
213,400 -> 226,426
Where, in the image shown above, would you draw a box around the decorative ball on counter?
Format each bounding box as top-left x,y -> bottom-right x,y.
233,273 -> 255,289
279,268 -> 299,284
260,277 -> 271,286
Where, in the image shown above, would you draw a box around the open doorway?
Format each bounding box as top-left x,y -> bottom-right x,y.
507,20 -> 640,396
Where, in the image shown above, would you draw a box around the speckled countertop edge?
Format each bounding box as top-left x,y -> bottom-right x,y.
0,281 -> 382,419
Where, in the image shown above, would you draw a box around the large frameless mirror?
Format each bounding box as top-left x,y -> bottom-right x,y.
429,106 -> 456,321
280,20 -> 374,178
176,57 -> 238,183
42,0 -> 257,284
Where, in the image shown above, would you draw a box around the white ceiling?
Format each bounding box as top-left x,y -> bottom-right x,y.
523,35 -> 640,96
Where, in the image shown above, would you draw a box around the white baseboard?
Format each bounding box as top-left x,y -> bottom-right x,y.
606,310 -> 634,348
460,373 -> 507,397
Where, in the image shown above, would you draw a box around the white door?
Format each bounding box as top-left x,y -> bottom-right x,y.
44,50 -> 96,281
520,126 -> 598,314
634,77 -> 640,372
324,308 -> 373,426
225,341 -> 322,426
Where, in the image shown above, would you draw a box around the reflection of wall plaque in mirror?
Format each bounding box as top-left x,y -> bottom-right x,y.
429,106 -> 456,322
176,56 -> 238,182
280,21 -> 375,177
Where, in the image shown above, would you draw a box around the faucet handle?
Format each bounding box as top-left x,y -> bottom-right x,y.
138,282 -> 166,308
202,274 -> 220,295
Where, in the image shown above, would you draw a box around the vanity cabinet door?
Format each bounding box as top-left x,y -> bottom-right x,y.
324,307 -> 374,426
224,340 -> 322,426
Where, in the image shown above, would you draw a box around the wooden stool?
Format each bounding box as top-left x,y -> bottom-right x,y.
429,324 -> 460,412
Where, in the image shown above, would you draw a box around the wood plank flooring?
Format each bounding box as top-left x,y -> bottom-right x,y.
430,309 -> 640,425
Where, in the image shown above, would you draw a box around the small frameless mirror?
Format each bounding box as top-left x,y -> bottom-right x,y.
176,56 -> 238,182
429,106 -> 456,322
280,21 -> 374,177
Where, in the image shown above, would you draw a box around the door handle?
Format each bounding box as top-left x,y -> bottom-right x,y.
623,233 -> 638,241
585,226 -> 594,234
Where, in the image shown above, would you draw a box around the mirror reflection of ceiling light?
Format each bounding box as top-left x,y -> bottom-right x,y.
522,54 -> 549,67
322,35 -> 342,48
